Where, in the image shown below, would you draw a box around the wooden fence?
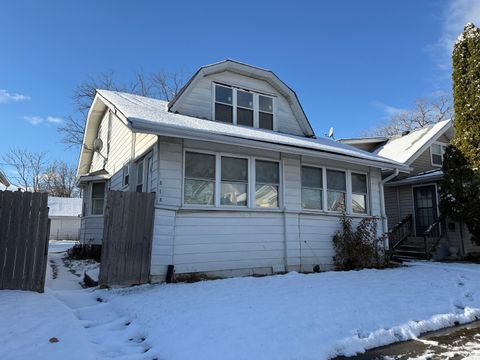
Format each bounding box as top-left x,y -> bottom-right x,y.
99,191 -> 155,287
0,191 -> 50,293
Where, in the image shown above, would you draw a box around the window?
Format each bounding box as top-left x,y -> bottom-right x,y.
259,95 -> 274,130
91,182 -> 105,215
214,85 -> 233,123
184,152 -> 216,205
136,160 -> 144,192
326,170 -> 346,212
255,160 -> 279,208
431,143 -> 447,166
213,84 -> 274,130
122,164 -> 129,187
301,166 -> 323,210
351,173 -> 368,214
237,90 -> 254,127
221,156 -> 248,206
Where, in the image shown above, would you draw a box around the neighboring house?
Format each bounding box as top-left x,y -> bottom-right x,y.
340,119 -> 479,259
0,169 -> 10,189
48,197 -> 82,240
76,60 -> 408,281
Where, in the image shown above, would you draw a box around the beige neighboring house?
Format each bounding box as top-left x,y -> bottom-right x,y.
0,169 -> 10,189
340,119 -> 479,260
76,60 -> 408,282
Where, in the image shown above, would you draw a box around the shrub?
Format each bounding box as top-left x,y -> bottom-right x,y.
67,244 -> 102,262
332,214 -> 387,270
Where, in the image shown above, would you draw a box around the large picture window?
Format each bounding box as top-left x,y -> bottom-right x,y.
184,152 -> 216,205
351,173 -> 368,214
326,170 -> 346,212
301,166 -> 323,210
221,157 -> 248,206
213,84 -> 274,130
91,182 -> 105,215
255,160 -> 279,208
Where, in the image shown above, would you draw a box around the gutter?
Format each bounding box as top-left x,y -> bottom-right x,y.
129,119 -> 410,172
380,169 -> 399,249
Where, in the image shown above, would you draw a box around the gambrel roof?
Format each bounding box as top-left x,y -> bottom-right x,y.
168,60 -> 315,137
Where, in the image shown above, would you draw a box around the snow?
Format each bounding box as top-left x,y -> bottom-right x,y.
387,170 -> 444,186
96,90 -> 408,170
3,250 -> 480,359
48,197 -> 82,217
374,119 -> 453,164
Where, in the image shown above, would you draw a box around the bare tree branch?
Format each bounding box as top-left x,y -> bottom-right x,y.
366,95 -> 453,136
41,160 -> 78,197
2,148 -> 48,191
58,69 -> 187,147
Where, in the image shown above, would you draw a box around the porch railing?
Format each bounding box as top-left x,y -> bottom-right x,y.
422,218 -> 446,259
389,214 -> 413,251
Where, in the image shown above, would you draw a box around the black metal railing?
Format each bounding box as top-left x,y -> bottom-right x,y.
389,214 -> 413,250
422,218 -> 446,259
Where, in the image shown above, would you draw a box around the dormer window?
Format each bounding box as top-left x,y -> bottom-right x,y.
213,84 -> 274,130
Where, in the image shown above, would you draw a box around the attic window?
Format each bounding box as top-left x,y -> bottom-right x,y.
213,84 -> 275,130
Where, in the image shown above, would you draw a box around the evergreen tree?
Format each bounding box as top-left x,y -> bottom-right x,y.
440,23 -> 480,244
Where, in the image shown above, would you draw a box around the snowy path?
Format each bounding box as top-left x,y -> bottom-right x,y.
46,242 -> 152,360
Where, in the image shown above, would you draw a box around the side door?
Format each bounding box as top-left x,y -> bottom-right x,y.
413,185 -> 438,235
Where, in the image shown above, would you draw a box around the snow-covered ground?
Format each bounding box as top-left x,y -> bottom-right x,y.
2,242 -> 480,360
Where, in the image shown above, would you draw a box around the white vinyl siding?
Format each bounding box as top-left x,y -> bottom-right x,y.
175,71 -> 304,136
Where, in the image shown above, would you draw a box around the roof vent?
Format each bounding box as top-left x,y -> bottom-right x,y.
401,130 -> 410,136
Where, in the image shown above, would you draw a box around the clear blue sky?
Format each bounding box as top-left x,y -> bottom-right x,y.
0,0 -> 476,170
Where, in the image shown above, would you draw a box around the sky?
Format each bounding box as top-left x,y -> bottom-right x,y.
1,0 -> 479,177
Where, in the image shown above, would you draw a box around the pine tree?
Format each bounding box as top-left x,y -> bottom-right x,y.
440,23 -> 480,244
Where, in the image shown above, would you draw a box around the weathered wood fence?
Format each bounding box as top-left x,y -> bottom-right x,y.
99,191 -> 155,287
0,191 -> 50,292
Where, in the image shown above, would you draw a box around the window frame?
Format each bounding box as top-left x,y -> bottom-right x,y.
182,149 -> 282,210
212,82 -> 276,131
135,151 -> 154,193
301,165 -> 324,210
351,171 -> 369,214
326,168 -> 347,213
90,181 -> 106,216
430,142 -> 447,167
122,163 -> 130,189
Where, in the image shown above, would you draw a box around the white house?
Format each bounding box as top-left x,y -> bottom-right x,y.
0,169 -> 10,189
77,60 -> 408,282
48,197 -> 82,241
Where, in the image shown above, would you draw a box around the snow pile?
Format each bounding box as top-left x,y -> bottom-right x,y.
103,262 -> 480,360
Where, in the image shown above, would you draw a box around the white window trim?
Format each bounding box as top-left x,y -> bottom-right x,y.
430,142 -> 448,167
212,82 -> 276,131
182,149 -> 282,210
300,164 -> 371,216
90,181 -> 106,217
351,171 -> 369,215
135,151 -> 153,192
300,165 -> 324,211
122,163 -> 130,189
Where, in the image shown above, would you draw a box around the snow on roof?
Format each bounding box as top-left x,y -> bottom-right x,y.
374,119 -> 453,164
386,170 -> 443,186
97,90 -> 408,170
48,197 -> 82,217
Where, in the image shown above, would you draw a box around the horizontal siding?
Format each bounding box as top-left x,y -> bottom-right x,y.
79,216 -> 104,245
176,71 -> 305,136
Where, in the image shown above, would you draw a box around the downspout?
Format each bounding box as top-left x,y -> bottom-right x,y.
380,169 -> 399,250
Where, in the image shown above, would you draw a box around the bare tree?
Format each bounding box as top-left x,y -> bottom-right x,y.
2,148 -> 47,191
367,95 -> 453,136
41,160 -> 78,197
58,69 -> 187,147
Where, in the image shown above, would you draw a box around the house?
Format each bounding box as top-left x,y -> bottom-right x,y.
76,60 -> 408,282
0,169 -> 10,189
48,197 -> 82,241
340,119 -> 480,259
